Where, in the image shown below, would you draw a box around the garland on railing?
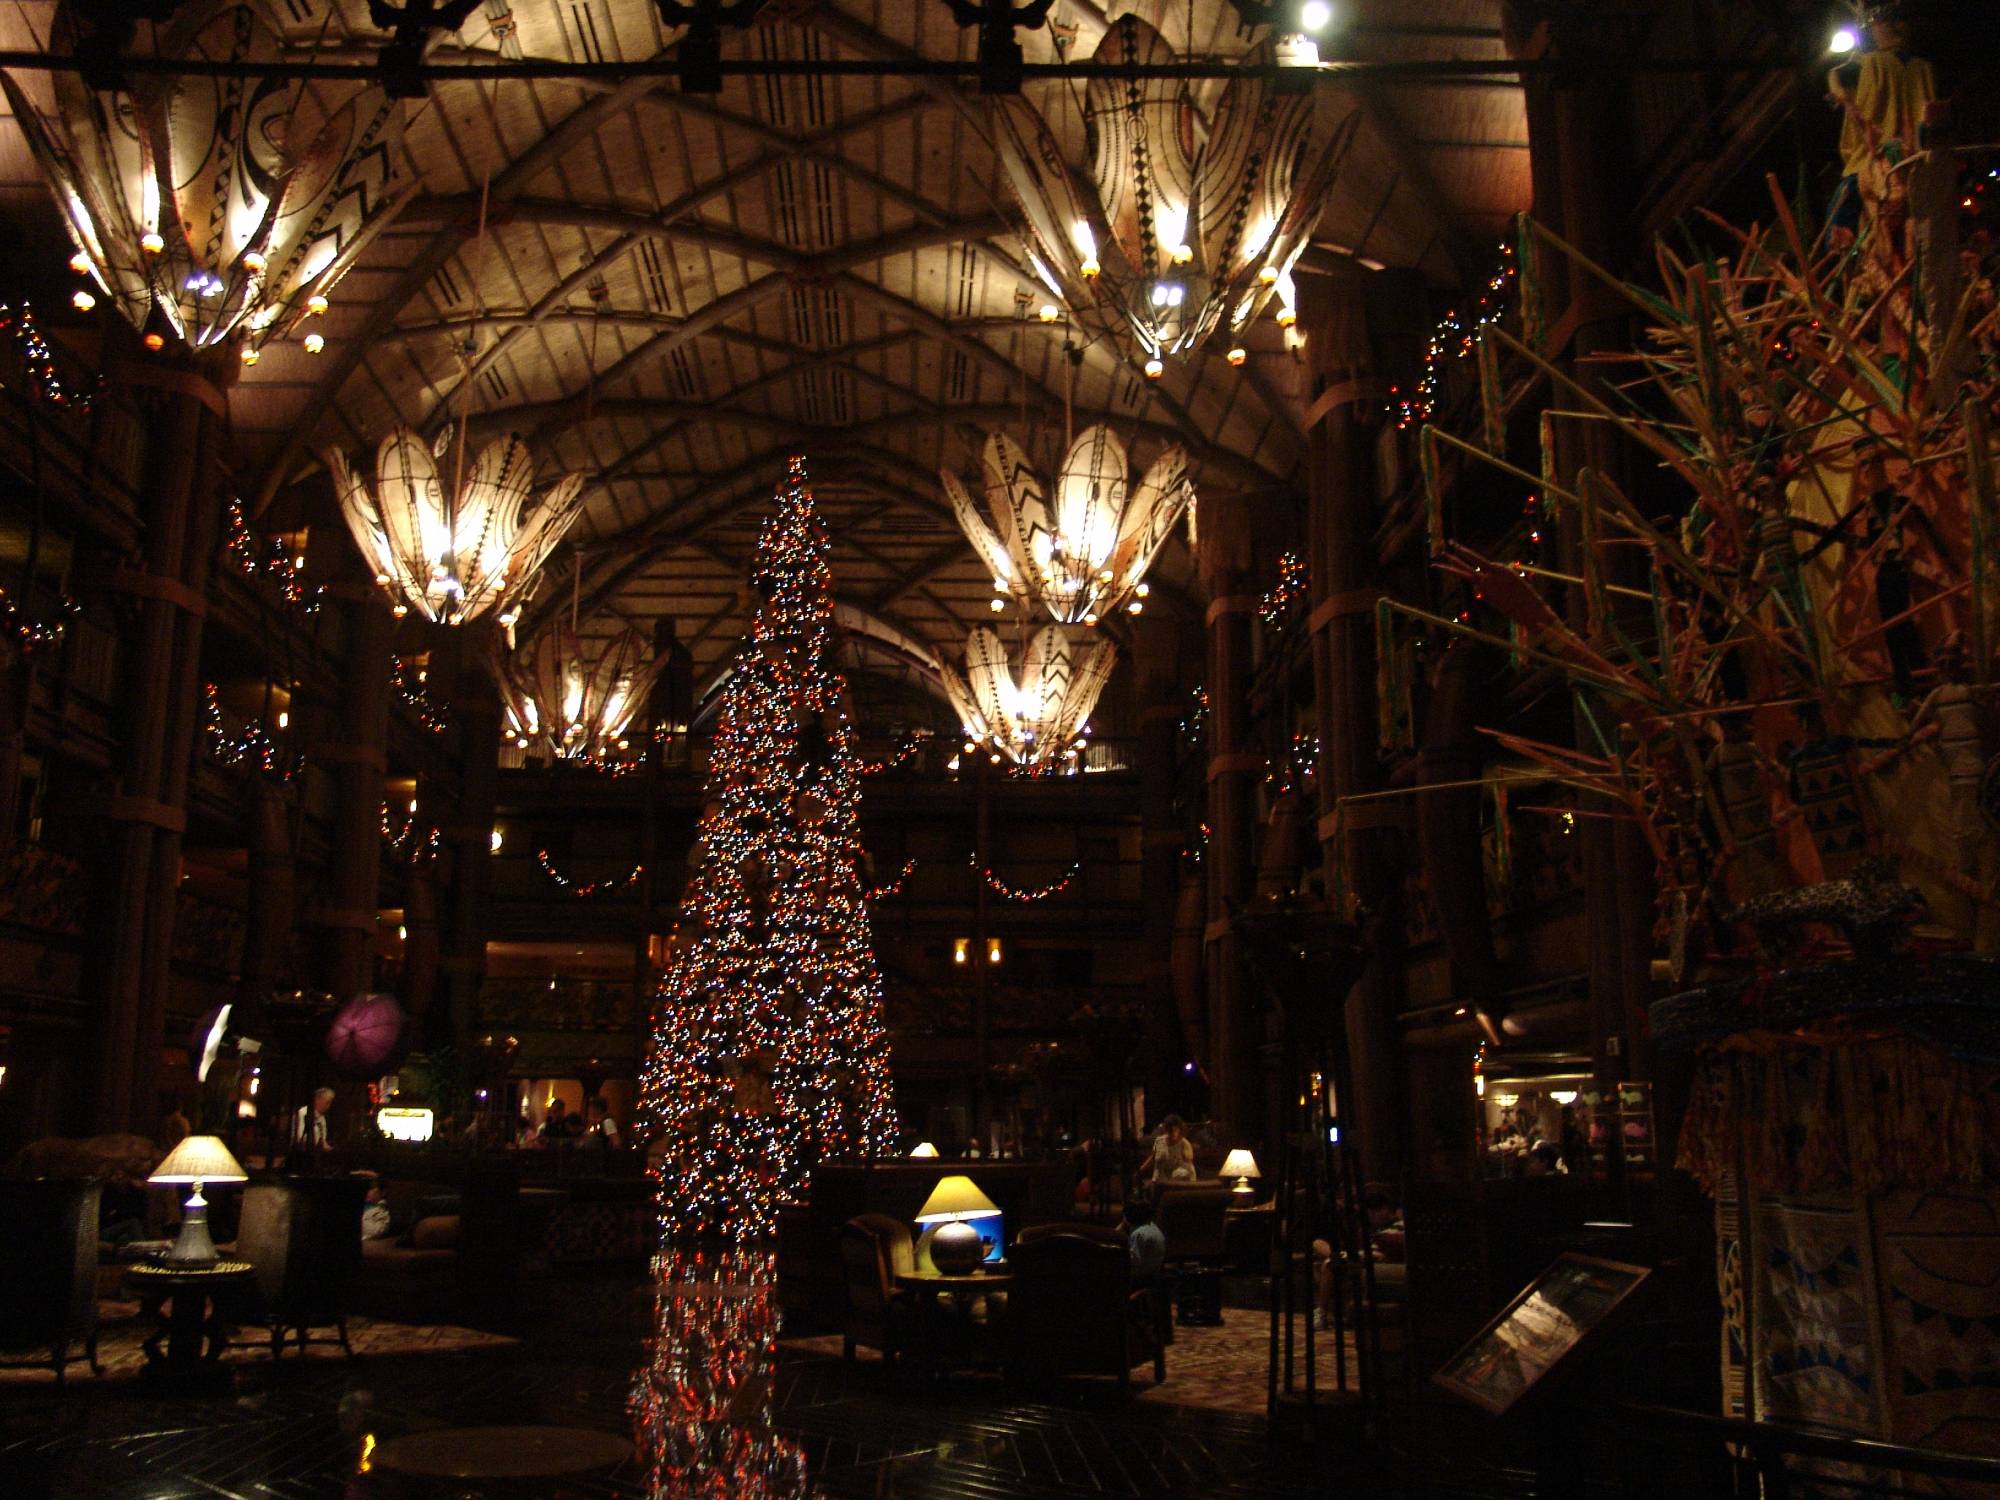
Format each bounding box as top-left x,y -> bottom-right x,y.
1258,551 -> 1309,631
1179,685 -> 1207,749
974,854 -> 1081,903
854,730 -> 930,776
0,302 -> 95,410
1389,240 -> 1516,430
865,857 -> 917,901
390,659 -> 450,736
0,582 -> 76,652
1183,820 -> 1210,870
380,802 -> 441,863
1265,731 -> 1321,796
535,847 -> 643,897
201,682 -> 293,776
223,496 -> 323,618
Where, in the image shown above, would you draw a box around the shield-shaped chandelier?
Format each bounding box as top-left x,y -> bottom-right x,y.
942,625 -> 1116,770
501,625 -> 663,762
943,425 -> 1193,626
327,428 -> 587,631
0,0 -> 408,358
990,14 -> 1357,373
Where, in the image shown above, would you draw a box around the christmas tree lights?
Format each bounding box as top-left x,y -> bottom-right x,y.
632,458 -> 895,1496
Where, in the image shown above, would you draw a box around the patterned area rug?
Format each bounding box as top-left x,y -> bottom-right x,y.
780,1315 -> 1362,1416
0,1299 -> 517,1385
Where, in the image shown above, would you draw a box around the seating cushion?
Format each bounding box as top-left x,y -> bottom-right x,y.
411,1214 -> 462,1250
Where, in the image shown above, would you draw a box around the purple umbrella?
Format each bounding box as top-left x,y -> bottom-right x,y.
326,993 -> 406,1076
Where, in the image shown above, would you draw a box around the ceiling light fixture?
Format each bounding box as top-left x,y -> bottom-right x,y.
942,625 -> 1115,771
941,425 -> 1193,626
0,1 -> 409,358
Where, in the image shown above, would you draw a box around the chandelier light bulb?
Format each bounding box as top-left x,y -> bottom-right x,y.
1170,243 -> 1193,265
1828,25 -> 1858,54
140,230 -> 164,255
71,288 -> 95,312
240,344 -> 259,365
1299,0 -> 1333,33
143,329 -> 165,351
242,251 -> 267,275
1144,356 -> 1164,378
67,251 -> 89,275
1259,265 -> 1280,285
989,596 -> 1005,612
1227,345 -> 1248,366
1128,599 -> 1143,614
1038,303 -> 1060,323
1080,256 -> 1101,279
303,331 -> 325,353
306,292 -> 329,316
1275,305 -> 1297,327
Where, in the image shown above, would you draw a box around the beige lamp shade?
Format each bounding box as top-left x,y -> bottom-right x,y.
910,1142 -> 940,1158
1220,1149 -> 1261,1181
149,1135 -> 247,1186
915,1174 -> 999,1223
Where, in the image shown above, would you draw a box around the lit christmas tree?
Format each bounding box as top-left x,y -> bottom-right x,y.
632,457 -> 897,1495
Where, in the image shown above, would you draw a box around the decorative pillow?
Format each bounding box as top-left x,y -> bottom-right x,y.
410,1214 -> 461,1250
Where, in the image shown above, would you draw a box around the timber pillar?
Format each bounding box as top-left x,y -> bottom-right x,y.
85,341 -> 233,1133
1299,264 -> 1419,1189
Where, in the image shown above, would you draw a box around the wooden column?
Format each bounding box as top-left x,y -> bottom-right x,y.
1198,490 -> 1260,1140
436,624 -> 503,1058
236,781 -> 295,1031
86,345 -> 231,1133
319,584 -> 394,1004
1300,265 -> 1415,1189
1133,613 -> 1190,1116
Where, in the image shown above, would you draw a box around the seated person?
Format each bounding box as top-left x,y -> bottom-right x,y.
1148,1115 -> 1195,1185
1122,1196 -> 1166,1282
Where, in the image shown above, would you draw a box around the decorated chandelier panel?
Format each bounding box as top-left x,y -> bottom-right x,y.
992,14 -> 1356,371
1,0 -> 408,357
942,624 -> 1115,769
327,428 -> 587,630
943,425 -> 1192,626
501,624 -> 664,762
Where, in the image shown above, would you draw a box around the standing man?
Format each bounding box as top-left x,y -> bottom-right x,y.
293,1087 -> 336,1154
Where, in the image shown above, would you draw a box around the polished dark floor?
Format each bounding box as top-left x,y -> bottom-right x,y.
0,1274 -> 1521,1499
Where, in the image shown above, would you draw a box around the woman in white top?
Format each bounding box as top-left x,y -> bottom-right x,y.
1149,1114 -> 1195,1184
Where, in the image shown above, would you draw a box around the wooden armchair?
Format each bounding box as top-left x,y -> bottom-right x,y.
1005,1226 -> 1164,1391
0,1180 -> 101,1385
837,1213 -> 916,1366
232,1176 -> 367,1359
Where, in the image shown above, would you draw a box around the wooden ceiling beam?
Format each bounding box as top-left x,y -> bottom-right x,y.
251,65 -> 671,514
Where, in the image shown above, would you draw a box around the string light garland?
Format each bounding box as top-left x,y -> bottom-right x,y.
0,302 -> 94,410
534,847 -> 643,897
0,582 -> 77,653
380,802 -> 441,863
200,683 -> 294,777
390,659 -> 451,736
865,857 -> 918,901
1390,241 -> 1517,430
1180,684 -> 1208,748
1258,551 -> 1309,631
1264,731 -> 1321,796
975,854 -> 1082,903
853,731 -> 929,776
222,496 -> 323,617
639,455 -> 898,1253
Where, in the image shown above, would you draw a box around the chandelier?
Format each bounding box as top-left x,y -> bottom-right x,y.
990,14 -> 1357,374
942,425 -> 1193,626
0,1 -> 408,360
327,428 -> 587,632
501,624 -> 663,762
942,625 -> 1116,769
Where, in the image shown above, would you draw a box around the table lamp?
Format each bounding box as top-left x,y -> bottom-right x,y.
914,1174 -> 999,1274
1221,1148 -> 1261,1201
148,1135 -> 248,1267
909,1141 -> 939,1158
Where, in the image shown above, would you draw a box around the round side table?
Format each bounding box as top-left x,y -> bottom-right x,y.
124,1260 -> 256,1387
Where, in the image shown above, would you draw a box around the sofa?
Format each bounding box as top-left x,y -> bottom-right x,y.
350,1172 -> 520,1327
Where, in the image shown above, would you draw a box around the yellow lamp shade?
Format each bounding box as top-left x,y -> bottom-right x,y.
149,1135 -> 247,1186
1220,1148 -> 1261,1181
910,1142 -> 940,1158
914,1174 -> 999,1224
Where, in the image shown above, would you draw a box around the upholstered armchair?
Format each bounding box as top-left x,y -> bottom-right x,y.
837,1212 -> 917,1366
1155,1183 -> 1232,1325
1005,1226 -> 1165,1391
232,1176 -> 367,1359
0,1180 -> 101,1385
